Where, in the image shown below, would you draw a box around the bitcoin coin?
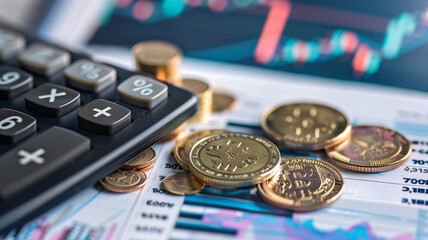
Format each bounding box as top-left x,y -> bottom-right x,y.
100,169 -> 147,193
326,125 -> 411,172
257,156 -> 344,212
162,172 -> 205,195
174,129 -> 229,171
262,103 -> 351,150
189,132 -> 281,188
212,92 -> 236,112
121,147 -> 156,170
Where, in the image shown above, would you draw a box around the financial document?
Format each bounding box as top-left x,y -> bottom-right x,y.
3,46 -> 428,240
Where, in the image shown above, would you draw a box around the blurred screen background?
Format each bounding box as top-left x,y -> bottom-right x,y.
1,0 -> 428,92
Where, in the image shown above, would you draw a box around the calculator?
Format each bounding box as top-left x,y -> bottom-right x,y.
0,25 -> 198,233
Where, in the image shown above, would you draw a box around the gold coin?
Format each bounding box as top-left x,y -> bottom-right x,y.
212,92 -> 236,112
326,125 -> 411,172
100,169 -> 147,193
257,156 -> 344,212
262,103 -> 351,150
182,78 -> 212,123
132,41 -> 182,81
182,78 -> 210,95
162,172 -> 205,195
189,132 -> 281,188
174,129 -> 229,171
121,147 -> 156,170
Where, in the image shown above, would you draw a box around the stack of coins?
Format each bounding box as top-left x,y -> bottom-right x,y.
132,41 -> 184,140
99,147 -> 156,193
181,78 -> 212,123
132,41 -> 182,86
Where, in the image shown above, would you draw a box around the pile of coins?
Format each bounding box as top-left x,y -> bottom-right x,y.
162,102 -> 411,212
99,147 -> 156,193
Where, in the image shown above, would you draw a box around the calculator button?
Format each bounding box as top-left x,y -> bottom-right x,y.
0,29 -> 25,60
117,75 -> 168,109
0,126 -> 90,200
78,99 -> 131,135
0,66 -> 33,99
18,43 -> 70,76
0,109 -> 36,144
25,83 -> 80,117
64,59 -> 116,92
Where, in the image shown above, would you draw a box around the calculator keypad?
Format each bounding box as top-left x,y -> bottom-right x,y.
18,43 -> 70,75
78,99 -> 131,135
25,83 -> 80,117
117,75 -> 168,109
0,29 -> 25,60
0,126 -> 90,200
0,108 -> 36,144
64,59 -> 116,92
0,66 -> 33,99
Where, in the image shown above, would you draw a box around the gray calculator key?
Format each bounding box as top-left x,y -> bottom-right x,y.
18,43 -> 70,75
0,126 -> 90,200
0,108 -> 36,144
25,83 -> 80,117
65,59 -> 116,92
0,66 -> 33,99
0,28 -> 25,60
117,75 -> 168,109
78,99 -> 131,135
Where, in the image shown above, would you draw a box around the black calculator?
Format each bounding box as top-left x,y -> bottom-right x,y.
0,25 -> 197,233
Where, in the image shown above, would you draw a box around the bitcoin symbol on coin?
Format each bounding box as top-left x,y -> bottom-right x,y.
206,140 -> 260,172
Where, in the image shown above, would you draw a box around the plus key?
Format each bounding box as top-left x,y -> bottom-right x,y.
78,99 -> 131,135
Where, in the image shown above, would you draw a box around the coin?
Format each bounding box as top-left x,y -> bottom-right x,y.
121,147 -> 156,170
100,169 -> 147,193
182,78 -> 212,123
132,41 -> 182,83
212,92 -> 236,112
139,161 -> 155,172
262,103 -> 351,150
189,132 -> 281,188
326,125 -> 411,172
162,172 -> 205,195
174,129 -> 229,171
257,156 -> 344,212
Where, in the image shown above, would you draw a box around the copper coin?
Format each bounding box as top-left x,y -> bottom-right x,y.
173,129 -> 229,171
326,125 -> 411,172
257,157 -> 344,212
139,161 -> 155,172
121,147 -> 156,170
212,92 -> 236,112
262,103 -> 351,150
100,169 -> 147,193
162,172 -> 205,195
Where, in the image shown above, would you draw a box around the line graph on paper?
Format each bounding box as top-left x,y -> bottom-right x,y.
91,0 -> 428,92
1,188 -> 136,240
